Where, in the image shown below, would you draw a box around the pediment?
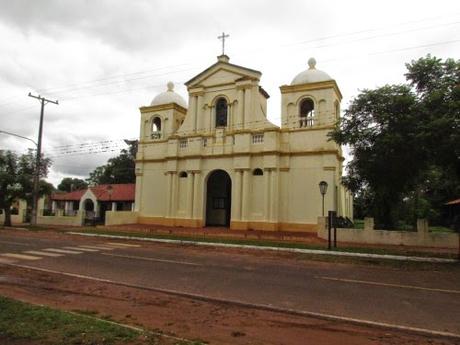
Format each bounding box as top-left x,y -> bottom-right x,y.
185,61 -> 261,88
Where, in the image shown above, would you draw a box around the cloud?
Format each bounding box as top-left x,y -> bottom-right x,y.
1,0 -> 458,187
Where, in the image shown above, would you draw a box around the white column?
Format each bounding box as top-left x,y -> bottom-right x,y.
187,172 -> 194,218
196,95 -> 203,132
264,169 -> 271,220
189,96 -> 197,131
241,170 -> 250,221
228,104 -> 232,130
165,172 -> 172,217
270,169 -> 279,222
170,173 -> 177,218
233,170 -> 242,220
192,172 -> 201,219
237,89 -> 244,130
111,202 -> 117,211
51,200 -> 57,213
244,88 -> 252,129
210,106 -> 214,132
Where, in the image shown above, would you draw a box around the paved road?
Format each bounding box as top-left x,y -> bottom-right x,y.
1,230 -> 459,335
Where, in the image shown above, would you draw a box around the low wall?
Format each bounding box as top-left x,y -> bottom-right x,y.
0,200 -> 27,224
0,213 -> 24,224
105,211 -> 139,226
317,217 -> 459,249
37,211 -> 84,227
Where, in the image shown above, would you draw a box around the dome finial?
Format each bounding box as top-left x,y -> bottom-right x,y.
308,57 -> 316,69
167,81 -> 174,91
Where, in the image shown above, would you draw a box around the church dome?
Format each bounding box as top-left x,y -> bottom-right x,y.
150,82 -> 187,108
291,58 -> 332,85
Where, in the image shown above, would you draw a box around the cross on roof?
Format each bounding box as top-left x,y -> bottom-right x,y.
217,32 -> 229,55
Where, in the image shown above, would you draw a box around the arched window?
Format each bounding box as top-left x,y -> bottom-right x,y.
179,171 -> 188,178
253,168 -> 264,176
215,98 -> 228,127
151,117 -> 162,139
299,99 -> 315,127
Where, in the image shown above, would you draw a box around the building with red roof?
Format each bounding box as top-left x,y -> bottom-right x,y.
49,184 -> 135,224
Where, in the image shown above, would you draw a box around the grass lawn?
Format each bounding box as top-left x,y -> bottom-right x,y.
0,296 -> 204,345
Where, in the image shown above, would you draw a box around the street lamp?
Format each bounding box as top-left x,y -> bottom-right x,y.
319,181 -> 328,217
0,130 -> 39,223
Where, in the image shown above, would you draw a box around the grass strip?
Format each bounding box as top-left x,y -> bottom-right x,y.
73,228 -> 457,259
0,296 -> 208,345
0,296 -> 140,344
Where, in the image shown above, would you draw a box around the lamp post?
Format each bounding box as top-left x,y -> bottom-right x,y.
319,181 -> 328,217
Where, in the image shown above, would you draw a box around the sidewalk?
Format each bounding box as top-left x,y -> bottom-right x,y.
70,229 -> 458,263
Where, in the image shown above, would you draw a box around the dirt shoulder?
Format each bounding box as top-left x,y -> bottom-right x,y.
0,264 -> 457,345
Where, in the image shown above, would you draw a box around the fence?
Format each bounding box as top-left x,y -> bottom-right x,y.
0,208 -> 27,225
317,217 -> 459,250
37,209 -> 85,226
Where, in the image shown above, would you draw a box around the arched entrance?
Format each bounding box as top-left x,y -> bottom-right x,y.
205,170 -> 231,227
83,199 -> 96,225
84,199 -> 94,212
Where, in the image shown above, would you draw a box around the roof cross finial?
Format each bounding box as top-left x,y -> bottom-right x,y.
217,32 -> 229,55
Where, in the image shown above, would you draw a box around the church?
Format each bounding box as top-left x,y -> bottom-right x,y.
133,53 -> 353,232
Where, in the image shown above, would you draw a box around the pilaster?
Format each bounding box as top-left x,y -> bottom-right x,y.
241,169 -> 250,221
233,170 -> 242,220
165,172 -> 173,217
187,171 -> 195,218
188,95 -> 197,131
270,169 -> 279,222
170,172 -> 178,218
192,172 -> 201,219
236,89 -> 244,130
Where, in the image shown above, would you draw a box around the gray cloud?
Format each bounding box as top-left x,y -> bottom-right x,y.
0,0 -> 458,186
0,0 -> 326,52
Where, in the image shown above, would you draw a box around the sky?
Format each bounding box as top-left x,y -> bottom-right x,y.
0,0 -> 459,187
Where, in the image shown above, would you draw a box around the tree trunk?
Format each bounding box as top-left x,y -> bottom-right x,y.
3,207 -> 12,227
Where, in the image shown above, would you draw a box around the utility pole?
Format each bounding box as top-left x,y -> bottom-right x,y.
28,93 -> 58,225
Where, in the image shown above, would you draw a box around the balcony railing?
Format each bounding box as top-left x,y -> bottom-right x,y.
299,116 -> 314,128
151,131 -> 162,140
252,133 -> 264,144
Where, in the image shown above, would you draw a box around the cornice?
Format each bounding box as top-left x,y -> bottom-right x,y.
279,80 -> 343,100
140,103 -> 187,114
135,149 -> 343,163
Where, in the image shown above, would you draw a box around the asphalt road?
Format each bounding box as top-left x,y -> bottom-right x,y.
1,230 -> 459,336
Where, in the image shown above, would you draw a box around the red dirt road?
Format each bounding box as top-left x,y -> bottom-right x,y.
1,229 -> 459,344
0,265 -> 457,345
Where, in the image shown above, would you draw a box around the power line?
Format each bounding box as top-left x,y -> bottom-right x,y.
35,63 -> 191,94
1,13 -> 458,109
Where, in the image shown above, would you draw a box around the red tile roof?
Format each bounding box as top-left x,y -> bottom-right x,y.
51,184 -> 135,202
51,189 -> 85,201
90,184 -> 135,201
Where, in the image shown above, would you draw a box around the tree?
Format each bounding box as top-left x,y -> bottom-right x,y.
57,177 -> 88,192
405,56 -> 460,177
330,55 -> 459,229
86,141 -> 137,185
0,150 -> 52,226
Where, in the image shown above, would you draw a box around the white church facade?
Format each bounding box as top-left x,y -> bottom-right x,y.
133,55 -> 353,232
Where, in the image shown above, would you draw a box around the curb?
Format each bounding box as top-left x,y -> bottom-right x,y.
68,232 -> 458,263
